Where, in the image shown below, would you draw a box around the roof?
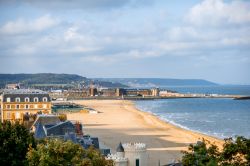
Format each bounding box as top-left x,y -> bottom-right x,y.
91,137 -> 99,149
2,89 -> 51,102
116,142 -> 124,152
34,122 -> 46,139
2,89 -> 47,94
64,132 -> 77,143
32,115 -> 60,128
46,121 -> 75,136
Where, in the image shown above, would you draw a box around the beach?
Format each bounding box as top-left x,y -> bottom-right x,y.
66,100 -> 223,165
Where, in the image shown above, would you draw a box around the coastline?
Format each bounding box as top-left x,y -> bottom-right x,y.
66,100 -> 223,165
131,101 -> 224,145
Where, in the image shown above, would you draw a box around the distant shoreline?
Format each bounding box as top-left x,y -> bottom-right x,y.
69,94 -> 243,100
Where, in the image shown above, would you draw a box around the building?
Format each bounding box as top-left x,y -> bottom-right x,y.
0,89 -> 51,123
107,142 -> 147,166
5,83 -> 21,89
151,88 -> 160,97
32,115 -> 76,140
31,114 -> 107,154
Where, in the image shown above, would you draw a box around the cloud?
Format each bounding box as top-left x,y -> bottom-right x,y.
0,0 -> 249,83
0,0 -> 154,10
186,0 -> 250,27
0,15 -> 59,35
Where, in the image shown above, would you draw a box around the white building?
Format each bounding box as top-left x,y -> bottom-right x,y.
106,142 -> 147,166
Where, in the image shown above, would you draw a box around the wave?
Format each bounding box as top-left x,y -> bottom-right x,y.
134,100 -> 250,139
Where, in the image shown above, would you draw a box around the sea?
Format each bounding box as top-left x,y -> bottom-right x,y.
135,85 -> 250,139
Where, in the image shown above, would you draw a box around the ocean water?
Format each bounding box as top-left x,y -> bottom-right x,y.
135,86 -> 250,139
162,85 -> 250,95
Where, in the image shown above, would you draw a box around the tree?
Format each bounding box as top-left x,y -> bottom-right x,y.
182,139 -> 220,166
0,121 -> 36,166
220,136 -> 250,166
181,136 -> 250,166
27,139 -> 113,166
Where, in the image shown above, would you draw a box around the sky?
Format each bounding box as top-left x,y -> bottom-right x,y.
0,0 -> 250,84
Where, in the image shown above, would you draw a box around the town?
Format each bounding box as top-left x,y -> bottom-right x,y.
0,82 -> 246,166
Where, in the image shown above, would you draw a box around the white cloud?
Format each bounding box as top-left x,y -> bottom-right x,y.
186,0 -> 250,27
0,15 -> 58,35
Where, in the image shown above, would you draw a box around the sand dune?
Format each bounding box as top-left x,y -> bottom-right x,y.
66,100 -> 223,165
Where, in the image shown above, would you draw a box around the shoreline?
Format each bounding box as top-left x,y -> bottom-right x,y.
131,101 -> 223,145
132,101 -> 224,142
66,100 -> 224,165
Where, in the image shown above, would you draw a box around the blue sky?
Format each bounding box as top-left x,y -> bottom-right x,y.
0,0 -> 250,84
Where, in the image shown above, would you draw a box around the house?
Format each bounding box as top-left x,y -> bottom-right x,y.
32,114 -> 76,141
31,115 -> 102,153
0,89 -> 51,123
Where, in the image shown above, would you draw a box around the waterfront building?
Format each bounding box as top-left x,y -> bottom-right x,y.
107,142 -> 147,166
0,89 -> 51,123
151,88 -> 160,97
5,83 -> 21,89
100,88 -> 117,96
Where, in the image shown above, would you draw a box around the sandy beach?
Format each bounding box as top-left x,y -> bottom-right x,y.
66,100 -> 223,165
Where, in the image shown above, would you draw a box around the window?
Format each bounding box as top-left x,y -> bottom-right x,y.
15,97 -> 20,102
42,97 -> 48,102
7,105 -> 10,109
25,105 -> 29,109
6,112 -> 11,119
15,112 -> 20,119
25,97 -> 30,102
43,104 -> 47,108
16,105 -> 19,109
34,97 -> 39,102
6,97 -> 11,102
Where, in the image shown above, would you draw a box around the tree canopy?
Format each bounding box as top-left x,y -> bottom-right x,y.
26,139 -> 113,166
0,121 -> 36,166
182,136 -> 250,166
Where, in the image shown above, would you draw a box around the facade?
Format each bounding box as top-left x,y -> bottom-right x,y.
5,83 -> 21,89
0,89 -> 51,123
151,88 -> 160,97
107,142 -> 147,166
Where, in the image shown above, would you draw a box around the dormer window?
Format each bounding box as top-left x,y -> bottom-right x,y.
6,97 -> 11,102
15,97 -> 20,102
34,97 -> 39,102
42,97 -> 48,102
25,97 -> 30,102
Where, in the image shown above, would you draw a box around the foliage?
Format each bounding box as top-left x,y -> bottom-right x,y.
220,136 -> 250,166
58,114 -> 67,122
0,121 -> 36,166
182,136 -> 250,166
27,139 -> 113,166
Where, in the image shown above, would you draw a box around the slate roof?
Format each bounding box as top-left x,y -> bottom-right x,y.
34,122 -> 46,139
64,132 -> 77,143
33,115 -> 60,128
116,142 -> 124,152
46,121 -> 75,136
2,89 -> 51,102
91,137 -> 100,149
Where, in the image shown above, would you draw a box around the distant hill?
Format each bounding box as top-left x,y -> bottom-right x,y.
0,73 -> 127,89
95,78 -> 218,88
0,73 -> 87,85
